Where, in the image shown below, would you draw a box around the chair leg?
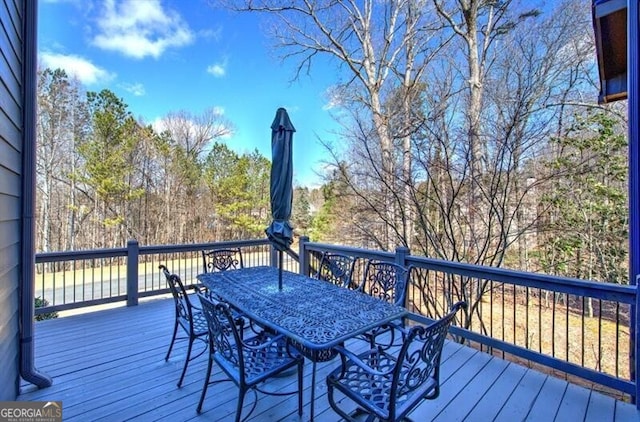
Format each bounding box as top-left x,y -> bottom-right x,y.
297,361 -> 304,416
327,382 -> 358,422
165,319 -> 179,361
368,333 -> 376,349
381,327 -> 396,350
235,387 -> 246,422
368,327 -> 395,350
177,335 -> 195,387
196,355 -> 214,413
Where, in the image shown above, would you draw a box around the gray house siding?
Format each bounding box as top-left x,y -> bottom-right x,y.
0,0 -> 24,401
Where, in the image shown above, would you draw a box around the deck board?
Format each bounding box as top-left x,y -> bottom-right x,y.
524,374 -> 568,421
494,368 -> 548,421
433,357 -> 510,421
410,347 -> 494,420
465,362 -> 528,421
616,399 -> 640,421
554,382 -> 591,421
585,390 -> 618,422
17,297 -> 640,421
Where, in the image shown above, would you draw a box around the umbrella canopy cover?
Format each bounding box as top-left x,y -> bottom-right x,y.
265,108 -> 295,252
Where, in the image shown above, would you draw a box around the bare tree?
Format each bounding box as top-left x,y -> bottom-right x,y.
36,68 -> 89,253
157,108 -> 234,241
431,0 -> 543,260
410,0 -> 604,328
482,0 -> 597,270
217,0 -> 444,250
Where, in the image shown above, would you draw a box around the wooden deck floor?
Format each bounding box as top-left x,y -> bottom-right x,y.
18,297 -> 640,421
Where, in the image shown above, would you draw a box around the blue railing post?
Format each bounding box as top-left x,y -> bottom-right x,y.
269,245 -> 278,268
127,239 -> 139,307
299,236 -> 310,276
395,246 -> 411,308
394,246 -> 411,267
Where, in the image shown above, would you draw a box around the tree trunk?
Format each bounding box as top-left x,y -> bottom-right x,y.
465,7 -> 485,262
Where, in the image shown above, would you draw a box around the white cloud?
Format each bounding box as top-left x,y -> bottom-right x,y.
207,57 -> 228,78
119,82 -> 146,96
322,99 -> 341,111
206,63 -> 226,77
39,52 -> 115,85
322,85 -> 346,110
150,116 -> 167,134
199,27 -> 222,42
152,113 -> 234,143
92,0 -> 193,59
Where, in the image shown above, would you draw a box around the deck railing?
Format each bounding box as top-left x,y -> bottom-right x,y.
33,237 -> 638,406
34,239 -> 300,314
299,237 -> 639,408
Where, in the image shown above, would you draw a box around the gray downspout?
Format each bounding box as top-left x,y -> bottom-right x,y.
20,0 -> 52,388
629,0 -> 640,408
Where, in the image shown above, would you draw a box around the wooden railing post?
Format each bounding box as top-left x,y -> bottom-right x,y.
127,239 -> 139,307
299,236 -> 310,276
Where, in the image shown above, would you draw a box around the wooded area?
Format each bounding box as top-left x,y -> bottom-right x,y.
36,0 -> 629,288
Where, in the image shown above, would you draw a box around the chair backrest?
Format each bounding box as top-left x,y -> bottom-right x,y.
315,252 -> 357,288
360,261 -> 409,306
160,264 -> 196,326
202,248 -> 244,273
390,301 -> 467,417
197,293 -> 244,371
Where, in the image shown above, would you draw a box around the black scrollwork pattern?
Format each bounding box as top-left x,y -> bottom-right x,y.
363,261 -> 408,306
316,253 -> 356,288
326,301 -> 466,420
203,248 -> 243,272
200,301 -> 240,366
198,266 -> 406,350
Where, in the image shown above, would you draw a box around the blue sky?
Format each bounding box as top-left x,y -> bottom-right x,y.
38,0 -> 340,187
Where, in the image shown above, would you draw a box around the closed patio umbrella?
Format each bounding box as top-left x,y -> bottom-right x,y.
265,107 -> 295,290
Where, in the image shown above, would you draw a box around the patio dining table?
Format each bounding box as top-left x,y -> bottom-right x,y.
197,265 -> 408,421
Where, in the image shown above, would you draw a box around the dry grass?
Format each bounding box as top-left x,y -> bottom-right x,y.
408,281 -> 632,401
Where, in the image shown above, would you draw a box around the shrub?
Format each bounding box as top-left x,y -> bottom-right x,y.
34,296 -> 58,321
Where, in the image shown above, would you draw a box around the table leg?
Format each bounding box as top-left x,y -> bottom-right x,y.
310,361 -> 317,421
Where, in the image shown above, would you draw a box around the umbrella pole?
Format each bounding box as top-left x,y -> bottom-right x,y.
278,251 -> 283,291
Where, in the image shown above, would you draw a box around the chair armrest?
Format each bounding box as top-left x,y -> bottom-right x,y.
333,346 -> 394,377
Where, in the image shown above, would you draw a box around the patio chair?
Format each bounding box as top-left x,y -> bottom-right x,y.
326,302 -> 467,422
356,260 -> 410,348
200,247 -> 263,332
160,264 -> 209,387
196,293 -> 304,421
313,252 -> 357,288
202,247 -> 244,273
358,260 -> 409,305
